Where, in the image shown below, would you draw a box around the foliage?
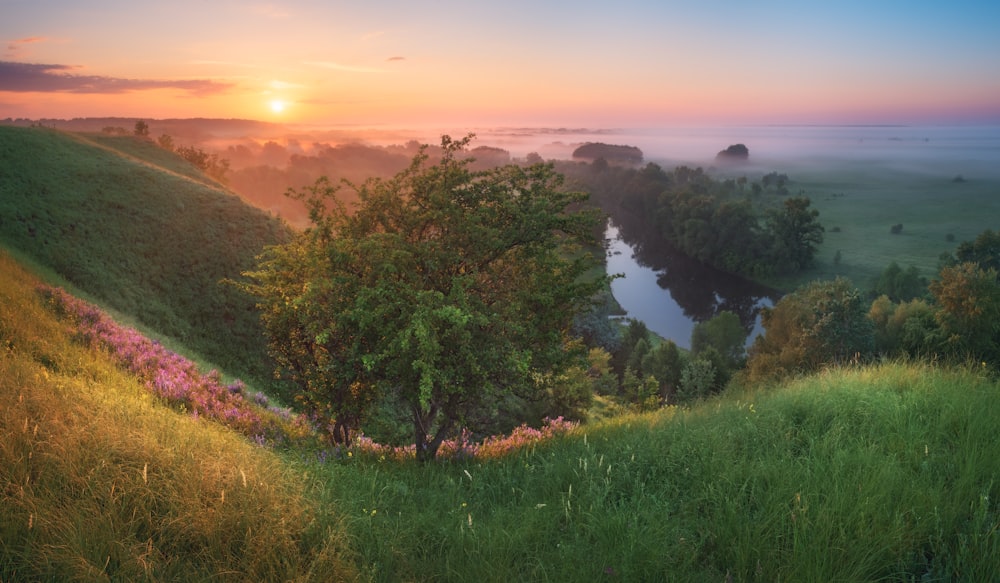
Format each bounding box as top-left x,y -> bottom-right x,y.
571,142 -> 643,164
641,339 -> 684,397
156,133 -> 174,151
929,262 -> 1000,363
570,288 -> 622,352
242,136 -> 605,460
562,161 -> 823,277
690,310 -> 746,365
951,228 -> 1000,274
133,119 -> 149,137
715,143 -> 749,162
748,278 -> 874,380
767,196 -> 825,273
875,261 -> 926,302
869,295 -> 940,357
676,357 -> 717,401
587,347 -> 620,396
621,367 -> 660,410
175,144 -> 231,182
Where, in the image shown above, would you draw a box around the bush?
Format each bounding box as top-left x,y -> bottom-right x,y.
678,359 -> 717,401
747,278 -> 875,381
890,223 -> 903,235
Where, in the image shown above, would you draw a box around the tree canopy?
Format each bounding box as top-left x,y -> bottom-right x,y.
241,136 -> 605,460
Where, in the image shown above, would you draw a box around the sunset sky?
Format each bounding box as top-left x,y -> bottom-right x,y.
2,0 -> 999,128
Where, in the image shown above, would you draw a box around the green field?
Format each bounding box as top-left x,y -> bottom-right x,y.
766,160 -> 1000,291
3,126 -> 1000,580
3,251 -> 999,581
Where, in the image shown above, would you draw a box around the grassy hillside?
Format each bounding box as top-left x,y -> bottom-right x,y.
312,362 -> 1000,582
0,252 -> 354,581
3,247 -> 999,580
0,125 -> 290,392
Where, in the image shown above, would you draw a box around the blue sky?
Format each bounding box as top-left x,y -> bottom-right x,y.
2,0 -> 998,125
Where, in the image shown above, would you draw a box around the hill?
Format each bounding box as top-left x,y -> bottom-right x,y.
0,125 -> 291,392
0,252 -> 354,581
2,248 -> 999,580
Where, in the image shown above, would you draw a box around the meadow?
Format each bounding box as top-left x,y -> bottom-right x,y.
756,160 -> 1000,292
4,248 -> 1000,580
3,124 -> 1000,580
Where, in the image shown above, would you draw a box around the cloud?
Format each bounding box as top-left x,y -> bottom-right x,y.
5,37 -> 48,59
0,61 -> 233,95
386,56 -> 406,62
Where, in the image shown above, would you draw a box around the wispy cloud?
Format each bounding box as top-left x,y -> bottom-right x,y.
387,56 -> 406,62
305,61 -> 384,74
0,61 -> 233,95
5,37 -> 48,59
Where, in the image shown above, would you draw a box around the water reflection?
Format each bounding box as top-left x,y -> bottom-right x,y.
606,211 -> 780,349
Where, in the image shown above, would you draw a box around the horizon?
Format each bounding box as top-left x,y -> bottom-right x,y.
3,1 -> 1000,128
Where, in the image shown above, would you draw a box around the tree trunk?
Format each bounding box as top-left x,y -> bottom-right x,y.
413,404 -> 454,462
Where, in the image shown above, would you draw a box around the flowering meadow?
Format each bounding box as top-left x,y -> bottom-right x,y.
37,284 -> 577,460
37,284 -> 312,447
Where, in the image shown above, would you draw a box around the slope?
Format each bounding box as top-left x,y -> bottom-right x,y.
0,251 -> 354,581
0,125 -> 291,391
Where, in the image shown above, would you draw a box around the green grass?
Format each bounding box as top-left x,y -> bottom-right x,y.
765,161 -> 1000,291
0,251 -> 355,581
0,125 -> 291,395
303,361 -> 1000,581
4,131 -> 1000,580
4,242 -> 1000,580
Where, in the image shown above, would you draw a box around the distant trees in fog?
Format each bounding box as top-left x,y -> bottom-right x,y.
716,143 -> 749,163
572,142 -> 643,165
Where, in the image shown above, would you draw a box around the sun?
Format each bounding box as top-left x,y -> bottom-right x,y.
269,99 -> 286,114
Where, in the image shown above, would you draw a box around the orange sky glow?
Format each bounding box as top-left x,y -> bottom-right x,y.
2,1 -> 999,128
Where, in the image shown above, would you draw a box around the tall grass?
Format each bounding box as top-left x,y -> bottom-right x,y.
0,252 -> 355,581
0,125 -> 291,393
306,362 -> 1000,581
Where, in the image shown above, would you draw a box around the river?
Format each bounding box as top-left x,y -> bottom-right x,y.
605,215 -> 780,350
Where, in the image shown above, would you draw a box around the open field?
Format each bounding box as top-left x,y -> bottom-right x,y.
764,158 -> 1000,291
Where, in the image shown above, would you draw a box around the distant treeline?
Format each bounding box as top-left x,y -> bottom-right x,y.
557,161 -> 823,277
223,141 -> 515,227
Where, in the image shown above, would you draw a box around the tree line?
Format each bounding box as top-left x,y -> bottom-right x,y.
557,161 -> 823,277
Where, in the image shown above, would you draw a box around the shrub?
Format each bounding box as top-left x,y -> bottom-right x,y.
678,359 -> 716,401
890,223 -> 903,235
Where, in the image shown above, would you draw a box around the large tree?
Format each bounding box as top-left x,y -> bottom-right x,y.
242,136 -> 605,460
767,196 -> 824,272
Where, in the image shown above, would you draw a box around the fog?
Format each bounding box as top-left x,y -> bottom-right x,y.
469,125 -> 1000,178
